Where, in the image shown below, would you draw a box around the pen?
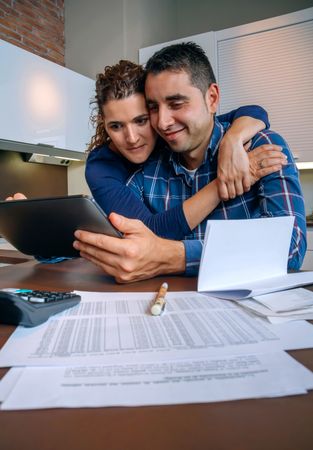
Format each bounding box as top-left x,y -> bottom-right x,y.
151,282 -> 168,316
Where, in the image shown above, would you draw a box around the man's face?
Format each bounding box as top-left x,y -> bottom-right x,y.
145,70 -> 219,169
103,93 -> 157,164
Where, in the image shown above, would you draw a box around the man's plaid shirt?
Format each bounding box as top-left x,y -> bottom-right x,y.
127,118 -> 307,276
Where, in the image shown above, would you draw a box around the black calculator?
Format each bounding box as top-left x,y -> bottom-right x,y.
0,289 -> 81,327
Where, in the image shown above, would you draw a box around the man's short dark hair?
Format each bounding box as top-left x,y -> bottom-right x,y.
145,42 -> 216,95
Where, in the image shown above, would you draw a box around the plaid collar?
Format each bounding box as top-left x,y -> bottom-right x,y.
168,117 -> 226,178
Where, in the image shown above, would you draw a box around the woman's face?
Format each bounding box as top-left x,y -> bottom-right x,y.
103,93 -> 157,164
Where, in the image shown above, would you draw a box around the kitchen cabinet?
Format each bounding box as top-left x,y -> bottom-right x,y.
139,7 -> 313,163
216,8 -> 313,163
139,31 -> 216,72
0,39 -> 94,155
302,229 -> 313,270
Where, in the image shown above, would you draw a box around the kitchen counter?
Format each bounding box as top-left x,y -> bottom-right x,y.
0,249 -> 33,265
0,239 -> 33,265
0,238 -> 16,251
303,227 -> 313,270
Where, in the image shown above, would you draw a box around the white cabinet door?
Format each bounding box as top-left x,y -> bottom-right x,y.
64,68 -> 95,152
0,39 -> 94,153
216,8 -> 313,163
139,32 -> 216,74
302,229 -> 313,270
302,251 -> 313,270
139,8 -> 313,163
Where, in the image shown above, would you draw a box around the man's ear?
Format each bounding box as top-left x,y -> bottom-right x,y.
204,83 -> 219,113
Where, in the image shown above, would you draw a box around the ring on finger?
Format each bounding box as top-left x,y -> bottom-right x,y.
259,160 -> 264,169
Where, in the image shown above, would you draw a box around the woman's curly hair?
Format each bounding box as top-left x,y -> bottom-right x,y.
88,60 -> 146,151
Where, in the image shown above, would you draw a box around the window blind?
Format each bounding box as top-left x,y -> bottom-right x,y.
217,20 -> 313,161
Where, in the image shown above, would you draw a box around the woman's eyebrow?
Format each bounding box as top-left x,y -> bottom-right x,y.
106,120 -> 122,126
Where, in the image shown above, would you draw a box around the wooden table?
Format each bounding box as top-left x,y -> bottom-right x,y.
0,249 -> 33,265
0,255 -> 313,450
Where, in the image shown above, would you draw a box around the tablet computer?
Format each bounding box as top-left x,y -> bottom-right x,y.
0,195 -> 122,258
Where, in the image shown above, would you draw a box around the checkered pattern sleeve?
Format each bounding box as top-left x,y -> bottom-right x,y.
250,130 -> 307,270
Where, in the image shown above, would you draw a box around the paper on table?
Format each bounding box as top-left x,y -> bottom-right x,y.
197,217 -> 313,300
253,288 -> 313,312
238,298 -> 313,322
1,291 -> 313,368
1,351 -> 313,410
0,368 -> 23,402
268,314 -> 313,324
200,273 -> 313,300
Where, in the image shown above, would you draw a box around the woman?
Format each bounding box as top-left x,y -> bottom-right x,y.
85,60 -> 285,240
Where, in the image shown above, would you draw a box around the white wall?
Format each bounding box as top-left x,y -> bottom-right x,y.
300,171 -> 313,216
65,0 -> 313,78
123,0 -> 178,63
64,0 -> 124,79
64,0 -> 313,209
175,0 -> 313,37
67,161 -> 90,196
64,0 -> 177,79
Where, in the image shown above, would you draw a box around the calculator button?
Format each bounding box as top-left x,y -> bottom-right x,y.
17,295 -> 30,301
28,296 -> 46,303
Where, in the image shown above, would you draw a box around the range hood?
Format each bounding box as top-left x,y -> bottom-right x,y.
0,39 -> 94,166
0,138 -> 87,166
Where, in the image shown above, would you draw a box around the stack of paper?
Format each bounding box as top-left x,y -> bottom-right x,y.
2,217 -> 313,410
0,291 -> 313,410
238,288 -> 313,324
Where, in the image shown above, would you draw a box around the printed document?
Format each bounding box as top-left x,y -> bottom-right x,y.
197,217 -> 313,299
253,288 -> 313,312
237,299 -> 313,323
1,291 -> 313,367
231,289 -> 313,323
1,351 -> 313,410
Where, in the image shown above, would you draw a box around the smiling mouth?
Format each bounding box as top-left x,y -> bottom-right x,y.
163,128 -> 185,140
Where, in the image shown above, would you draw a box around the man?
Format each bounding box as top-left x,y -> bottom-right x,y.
74,43 -> 306,283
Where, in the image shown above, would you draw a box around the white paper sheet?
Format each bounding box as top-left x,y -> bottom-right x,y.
0,368 -> 23,402
238,298 -> 313,321
202,273 -> 313,300
253,288 -> 313,312
197,217 -> 313,300
1,291 -> 313,367
267,315 -> 313,324
1,351 -> 312,410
